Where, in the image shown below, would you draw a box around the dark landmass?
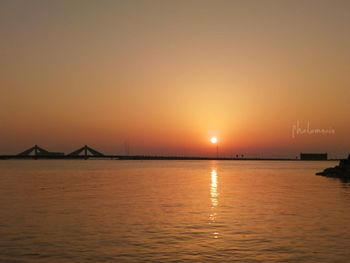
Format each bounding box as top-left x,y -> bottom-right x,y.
316,155 -> 350,179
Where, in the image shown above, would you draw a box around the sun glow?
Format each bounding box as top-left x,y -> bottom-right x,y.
210,137 -> 218,144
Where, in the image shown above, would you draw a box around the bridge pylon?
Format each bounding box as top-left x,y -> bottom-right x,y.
67,145 -> 104,159
17,145 -> 50,157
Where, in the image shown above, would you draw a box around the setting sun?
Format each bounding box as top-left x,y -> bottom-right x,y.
1,1 -> 350,262
210,137 -> 218,144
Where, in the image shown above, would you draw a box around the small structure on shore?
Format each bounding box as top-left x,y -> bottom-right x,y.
316,155 -> 350,179
300,153 -> 328,160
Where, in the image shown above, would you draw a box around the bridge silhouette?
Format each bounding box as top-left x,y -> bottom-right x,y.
18,145 -> 64,158
5,145 -> 107,160
67,145 -> 104,159
1,145 -> 333,161
0,144 -> 305,161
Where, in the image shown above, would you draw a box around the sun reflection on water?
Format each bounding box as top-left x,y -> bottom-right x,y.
211,169 -> 218,208
210,168 -> 219,239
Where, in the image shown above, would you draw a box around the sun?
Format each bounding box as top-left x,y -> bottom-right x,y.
210,137 -> 218,144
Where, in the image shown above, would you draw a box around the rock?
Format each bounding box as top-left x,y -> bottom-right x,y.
316,155 -> 350,179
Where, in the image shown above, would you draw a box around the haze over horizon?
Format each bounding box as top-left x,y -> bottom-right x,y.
1,0 -> 350,158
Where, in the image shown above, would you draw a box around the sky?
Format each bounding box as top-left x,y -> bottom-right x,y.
1,0 -> 350,158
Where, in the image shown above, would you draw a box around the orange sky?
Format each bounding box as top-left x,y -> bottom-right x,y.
1,0 -> 350,157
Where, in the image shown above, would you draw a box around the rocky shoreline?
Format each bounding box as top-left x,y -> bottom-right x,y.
316,155 -> 350,179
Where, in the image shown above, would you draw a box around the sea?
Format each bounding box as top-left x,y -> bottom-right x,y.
1,160 -> 350,262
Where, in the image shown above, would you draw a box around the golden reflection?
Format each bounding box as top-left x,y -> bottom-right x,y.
211,169 -> 218,207
210,168 -> 219,239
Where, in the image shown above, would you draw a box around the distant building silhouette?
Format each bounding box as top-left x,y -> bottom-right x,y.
300,153 -> 328,160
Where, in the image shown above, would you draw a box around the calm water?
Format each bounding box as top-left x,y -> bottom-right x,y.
1,160 -> 350,262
